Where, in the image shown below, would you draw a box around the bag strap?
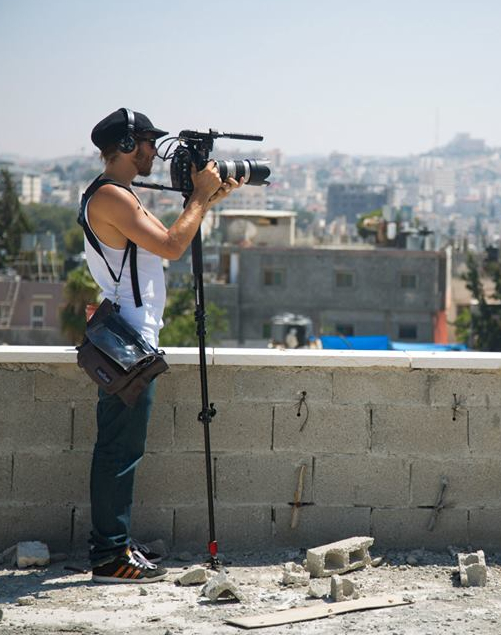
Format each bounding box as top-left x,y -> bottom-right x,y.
78,175 -> 142,307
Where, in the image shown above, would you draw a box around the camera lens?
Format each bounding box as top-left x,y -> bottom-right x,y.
216,159 -> 270,186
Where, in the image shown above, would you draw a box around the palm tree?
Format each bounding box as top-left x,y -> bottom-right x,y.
60,264 -> 99,344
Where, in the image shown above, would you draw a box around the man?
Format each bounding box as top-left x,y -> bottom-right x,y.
84,108 -> 241,583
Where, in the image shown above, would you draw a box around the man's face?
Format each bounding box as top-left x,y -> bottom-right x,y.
133,135 -> 157,176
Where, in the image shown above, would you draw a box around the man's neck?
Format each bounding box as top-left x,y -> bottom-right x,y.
102,162 -> 136,187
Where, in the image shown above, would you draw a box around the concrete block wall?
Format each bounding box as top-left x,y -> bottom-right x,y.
2,347 -> 501,554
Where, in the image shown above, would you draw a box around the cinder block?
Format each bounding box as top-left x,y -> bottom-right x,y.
173,504 -> 271,550
0,503 -> 72,552
145,402 -> 174,452
458,550 -> 487,587
0,454 -> 12,499
371,405 -> 469,457
468,407 -> 501,456
215,454 -> 313,504
155,366 -> 235,404
34,365 -> 97,401
273,404 -> 369,453
272,505 -> 371,548
72,401 -> 96,450
0,368 -> 34,402
0,401 -> 72,452
371,508 -> 468,549
331,574 -> 360,601
134,452 -> 209,506
12,451 -> 91,504
469,509 -> 501,550
429,370 -> 501,407
174,403 -> 272,452
314,455 -> 410,507
130,505 -> 174,549
234,369 -> 333,403
332,369 -> 429,406
306,536 -> 373,578
411,458 -> 501,507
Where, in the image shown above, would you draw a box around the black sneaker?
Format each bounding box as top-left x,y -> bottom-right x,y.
92,548 -> 167,584
130,539 -> 163,564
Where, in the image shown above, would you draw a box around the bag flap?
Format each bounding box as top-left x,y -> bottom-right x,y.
86,308 -> 156,372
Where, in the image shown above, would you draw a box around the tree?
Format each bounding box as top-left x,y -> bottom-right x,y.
64,225 -> 84,255
21,202 -> 75,251
455,252 -> 501,351
159,281 -> 229,347
60,264 -> 100,344
0,169 -> 32,261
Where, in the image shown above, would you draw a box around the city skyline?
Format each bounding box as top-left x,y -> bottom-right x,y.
1,1 -> 501,159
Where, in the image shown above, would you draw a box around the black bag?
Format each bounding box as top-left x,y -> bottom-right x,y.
77,298 -> 168,408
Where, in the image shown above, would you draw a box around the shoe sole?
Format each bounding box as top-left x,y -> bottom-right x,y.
92,572 -> 167,584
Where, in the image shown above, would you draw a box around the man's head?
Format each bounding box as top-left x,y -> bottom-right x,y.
91,108 -> 168,175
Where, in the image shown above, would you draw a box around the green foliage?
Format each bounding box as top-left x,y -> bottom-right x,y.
60,264 -> 100,344
64,225 -> 84,255
455,252 -> 501,351
159,281 -> 229,347
356,208 -> 382,239
21,202 -> 75,251
0,169 -> 32,260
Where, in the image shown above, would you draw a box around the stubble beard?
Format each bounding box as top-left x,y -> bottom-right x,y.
134,147 -> 154,177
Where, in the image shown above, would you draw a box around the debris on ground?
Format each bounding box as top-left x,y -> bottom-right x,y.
306,536 -> 374,577
281,561 -> 310,586
175,566 -> 209,586
307,578 -> 328,598
331,574 -> 360,601
201,570 -> 246,602
458,550 -> 487,587
16,542 -> 50,569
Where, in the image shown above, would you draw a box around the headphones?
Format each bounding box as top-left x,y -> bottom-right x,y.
118,108 -> 136,153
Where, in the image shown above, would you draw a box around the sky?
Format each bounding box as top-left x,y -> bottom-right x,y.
1,0 -> 501,160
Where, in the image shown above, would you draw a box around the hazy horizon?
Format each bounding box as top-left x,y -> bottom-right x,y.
1,0 -> 500,160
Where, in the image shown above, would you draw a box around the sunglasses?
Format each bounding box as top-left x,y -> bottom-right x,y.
135,136 -> 156,148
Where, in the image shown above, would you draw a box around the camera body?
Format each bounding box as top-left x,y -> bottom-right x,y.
167,129 -> 270,195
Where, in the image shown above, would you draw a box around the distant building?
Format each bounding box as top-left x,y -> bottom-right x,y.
326,183 -> 389,224
20,174 -> 42,204
207,245 -> 447,347
445,133 -> 486,155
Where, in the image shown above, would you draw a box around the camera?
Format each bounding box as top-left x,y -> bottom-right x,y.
157,129 -> 271,195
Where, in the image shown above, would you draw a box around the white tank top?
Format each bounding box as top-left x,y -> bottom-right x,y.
83,194 -> 166,348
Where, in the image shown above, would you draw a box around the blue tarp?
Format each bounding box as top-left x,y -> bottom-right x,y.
319,335 -> 390,350
320,335 -> 468,351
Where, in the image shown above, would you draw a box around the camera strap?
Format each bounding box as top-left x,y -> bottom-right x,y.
78,175 -> 143,308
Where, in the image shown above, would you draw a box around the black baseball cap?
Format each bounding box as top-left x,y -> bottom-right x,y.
91,108 -> 169,150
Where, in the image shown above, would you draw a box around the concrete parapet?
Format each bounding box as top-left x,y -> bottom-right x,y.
371,405 -> 469,457
458,550 -> 487,587
314,454 -> 410,507
3,352 -> 501,552
273,404 -> 369,453
306,536 -> 374,578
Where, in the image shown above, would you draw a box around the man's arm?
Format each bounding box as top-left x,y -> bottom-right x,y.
89,162 -> 224,260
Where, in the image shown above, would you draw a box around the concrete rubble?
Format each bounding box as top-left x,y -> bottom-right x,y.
281,561 -> 310,586
458,550 -> 487,587
201,570 -> 246,602
331,574 -> 360,601
306,536 -> 374,578
175,566 -> 209,586
16,542 -> 50,569
307,578 -> 328,598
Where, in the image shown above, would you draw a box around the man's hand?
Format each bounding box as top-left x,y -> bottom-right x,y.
190,161 -> 222,202
205,176 -> 244,210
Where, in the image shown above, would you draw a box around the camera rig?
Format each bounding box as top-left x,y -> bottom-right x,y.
132,128 -> 269,569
